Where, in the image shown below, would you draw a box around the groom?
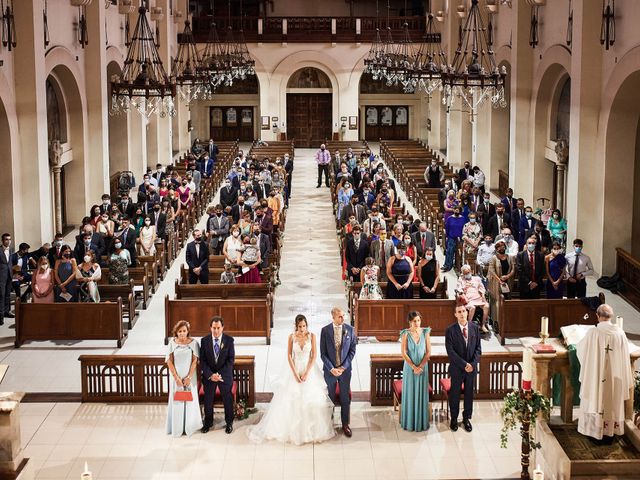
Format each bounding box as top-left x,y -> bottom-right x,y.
320,306 -> 357,437
200,316 -> 235,434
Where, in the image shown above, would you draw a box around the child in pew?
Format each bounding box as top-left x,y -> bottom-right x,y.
220,264 -> 237,284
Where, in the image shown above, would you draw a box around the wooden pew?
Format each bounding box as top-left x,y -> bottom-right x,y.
79,354 -> 256,407
489,276 -> 600,345
99,266 -> 150,309
15,298 -> 127,348
98,282 -> 137,329
174,281 -> 271,300
179,264 -> 273,285
136,255 -> 159,292
354,298 -> 457,340
164,296 -> 272,345
370,352 -> 523,405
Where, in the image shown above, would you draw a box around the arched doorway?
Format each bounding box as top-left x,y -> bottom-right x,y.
107,61 -> 129,177
490,61 -> 511,193
0,97 -> 14,235
286,67 -> 332,147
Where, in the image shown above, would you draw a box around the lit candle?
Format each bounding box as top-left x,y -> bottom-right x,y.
81,462 -> 92,480
541,316 -> 549,336
522,348 -> 532,390
616,316 -> 624,331
533,465 -> 544,480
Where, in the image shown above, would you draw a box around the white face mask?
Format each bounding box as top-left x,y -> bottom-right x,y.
424,255 -> 433,261
83,255 -> 92,263
464,273 -> 472,280
232,231 -> 240,237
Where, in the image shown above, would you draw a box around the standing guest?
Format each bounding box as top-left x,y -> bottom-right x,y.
116,217 -> 137,267
412,222 -> 436,259
186,229 -> 209,284
200,317 -> 235,434
340,194 -> 367,227
416,248 -> 440,299
459,194 -> 475,222
511,198 -> 526,244
345,225 -> 369,282
337,183 -> 354,222
496,227 -> 519,257
220,178 -> 238,208
138,216 -> 157,256
443,190 -> 459,222
457,161 -> 473,186
547,209 -> 567,245
443,207 -> 466,273
178,178 -> 192,210
153,163 -> 166,183
370,229 -> 395,281
237,236 -> 262,284
220,264 -> 237,284
223,226 -> 243,267
488,239 -> 515,296
518,206 -> 536,247
207,205 -> 230,256
402,233 -> 418,270
315,143 -> 331,188
76,250 -> 101,303
456,264 -> 490,333
150,203 -> 166,241
54,245 -> 78,302
132,207 -> 145,235
424,158 -> 445,188
96,212 -> 115,252
320,307 -> 357,438
476,234 -> 496,272
32,257 -> 54,304
386,243 -> 414,299
545,242 -> 567,299
471,166 -> 485,193
461,213 -> 482,265
118,192 -> 135,219
390,223 -> 404,248
11,243 -> 32,301
527,221 -> 552,254
108,238 -> 131,285
501,188 -> 517,215
89,205 -> 102,226
400,311 -> 432,431
359,257 -> 383,300
99,193 -> 112,214
516,237 -> 545,299
445,304 -> 482,432
166,320 -> 202,437
564,239 -> 593,299
486,203 -> 511,240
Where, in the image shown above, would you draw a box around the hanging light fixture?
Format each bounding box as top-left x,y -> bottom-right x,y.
110,6 -> 176,118
408,12 -> 447,95
384,17 -> 417,90
171,18 -> 207,103
441,0 -> 507,111
363,0 -> 386,80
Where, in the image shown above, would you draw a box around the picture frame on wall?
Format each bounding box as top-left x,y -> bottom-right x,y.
261,116 -> 270,130
226,108 -> 237,125
366,107 -> 378,126
349,116 -> 358,130
340,116 -> 348,122
396,107 -> 408,126
381,107 -> 393,125
241,108 -> 253,125
211,108 -> 223,128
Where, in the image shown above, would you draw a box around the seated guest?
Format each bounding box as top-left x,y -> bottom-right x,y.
54,245 -> 78,302
166,320 -> 202,437
488,239 -> 515,297
32,257 -> 54,303
345,225 -> 369,282
186,230 -> 209,285
516,236 -> 545,299
108,238 -> 131,285
461,213 -> 482,266
416,248 -> 440,299
237,236 -> 261,284
139,216 -> 157,256
400,311 -> 432,432
443,206 -> 465,273
30,243 -> 51,268
76,250 -> 101,303
564,238 -> 593,299
74,231 -> 101,265
359,256 -> 383,300
386,243 -> 414,299
527,220 -> 552,254
547,209 -> 567,245
445,304 -> 482,433
220,264 -> 237,284
11,243 -> 32,301
545,241 -> 566,299
456,264 -> 489,333
475,234 -> 495,272
75,224 -> 105,260
495,227 -> 519,257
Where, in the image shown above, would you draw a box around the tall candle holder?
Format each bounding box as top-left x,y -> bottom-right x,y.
538,331 -> 549,345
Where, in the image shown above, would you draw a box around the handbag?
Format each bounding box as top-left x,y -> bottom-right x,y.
500,283 -> 510,294
173,387 -> 193,402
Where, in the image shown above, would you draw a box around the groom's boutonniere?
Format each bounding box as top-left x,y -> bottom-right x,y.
220,342 -> 224,350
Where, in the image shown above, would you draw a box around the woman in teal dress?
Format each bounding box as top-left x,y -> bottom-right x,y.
547,209 -> 567,245
400,311 -> 432,431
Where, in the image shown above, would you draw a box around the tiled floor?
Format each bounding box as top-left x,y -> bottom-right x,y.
2,146 -> 637,479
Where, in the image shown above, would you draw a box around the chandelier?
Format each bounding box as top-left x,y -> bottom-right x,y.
110,6 -> 176,118
407,13 -> 447,95
440,0 -> 507,111
171,19 -> 208,104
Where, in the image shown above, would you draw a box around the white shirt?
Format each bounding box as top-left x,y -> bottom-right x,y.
195,243 -> 200,258
565,251 -> 594,278
458,322 -> 468,345
212,335 -> 222,360
3,247 -> 10,263
476,243 -> 495,266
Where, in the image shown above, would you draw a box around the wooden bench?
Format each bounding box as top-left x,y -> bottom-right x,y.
370,352 -> 523,406
98,282 -> 137,329
175,281 -> 272,300
99,266 -> 150,309
164,296 -> 272,345
79,354 -> 255,407
179,264 -> 273,285
354,298 -> 458,340
137,254 -> 161,289
15,298 -> 127,348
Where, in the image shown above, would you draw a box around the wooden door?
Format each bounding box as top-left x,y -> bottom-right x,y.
210,106 -> 254,141
286,93 -> 332,148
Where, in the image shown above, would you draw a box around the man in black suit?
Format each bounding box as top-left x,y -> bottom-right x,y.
411,222 -> 436,259
445,304 -> 482,432
200,316 -> 235,434
150,203 -> 166,240
501,188 -> 517,215
511,198 -> 526,246
185,229 -> 209,284
99,194 -> 112,215
118,193 -> 135,219
252,223 -> 271,269
230,196 -> 252,225
340,195 -> 367,227
485,203 -> 511,239
117,217 -> 137,267
254,205 -> 273,237
345,225 -> 369,282
516,237 -> 545,299
518,206 -> 536,247
75,225 -> 105,260
457,161 -> 473,187
526,221 -> 552,254
0,233 -> 15,322
152,163 -> 165,183
283,153 -> 293,205
74,232 -> 101,264
253,179 -> 270,200
208,139 -> 219,164
219,179 -> 238,208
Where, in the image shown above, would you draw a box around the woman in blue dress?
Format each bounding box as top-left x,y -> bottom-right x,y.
400,311 -> 431,431
54,245 -> 78,302
386,244 -> 414,299
545,241 -> 567,299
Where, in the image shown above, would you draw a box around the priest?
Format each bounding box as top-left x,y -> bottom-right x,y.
576,304 -> 633,441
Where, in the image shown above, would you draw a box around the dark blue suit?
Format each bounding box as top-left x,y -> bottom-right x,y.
185,240 -> 209,284
200,333 -> 235,427
445,321 -> 482,422
320,322 -> 357,425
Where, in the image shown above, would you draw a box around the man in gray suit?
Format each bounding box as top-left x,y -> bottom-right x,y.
369,229 -> 395,281
0,233 -> 15,324
207,205 -> 230,255
412,222 -> 437,259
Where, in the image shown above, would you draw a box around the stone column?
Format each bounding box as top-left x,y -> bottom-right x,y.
0,392 -> 27,479
154,0 -> 173,165
49,141 -> 64,235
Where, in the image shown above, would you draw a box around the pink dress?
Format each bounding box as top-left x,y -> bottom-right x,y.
456,276 -> 487,307
32,269 -> 54,303
179,186 -> 191,208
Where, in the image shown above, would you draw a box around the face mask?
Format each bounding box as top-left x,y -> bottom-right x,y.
553,214 -> 559,219
84,239 -> 91,246
525,212 -> 532,218
114,243 -> 122,249
154,206 -> 161,212
55,240 -> 63,247
464,274 -> 472,280
225,181 -> 231,186
404,239 -> 411,245
321,147 -> 325,151
63,252 -> 71,259
552,249 -> 561,255
485,240 -> 492,245
469,218 -> 476,224
503,235 -> 512,242
83,255 -> 92,263
497,248 -> 505,254
232,231 -> 240,238
144,220 -> 151,225
484,198 -> 490,203
195,237 -> 202,243
41,264 -> 49,271
574,247 -> 582,254
527,244 -> 536,252
425,254 -> 433,261
103,200 -> 109,205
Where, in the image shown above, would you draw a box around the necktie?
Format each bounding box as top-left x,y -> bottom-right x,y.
381,243 -> 386,265
463,326 -> 468,344
421,234 -> 426,251
573,253 -> 580,277
214,337 -> 220,359
334,327 -> 342,366
497,216 -> 502,231
123,230 -> 127,244
529,253 -> 535,280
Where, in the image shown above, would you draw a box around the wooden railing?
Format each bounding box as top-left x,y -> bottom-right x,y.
370,352 -> 523,406
79,355 -> 256,407
616,248 -> 640,311
498,169 -> 509,198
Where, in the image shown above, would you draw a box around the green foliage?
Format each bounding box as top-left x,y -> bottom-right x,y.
500,389 -> 551,450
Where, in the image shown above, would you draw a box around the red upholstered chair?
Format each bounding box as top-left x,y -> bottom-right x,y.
439,377 -> 464,418
392,379 -> 433,422
198,381 -> 238,408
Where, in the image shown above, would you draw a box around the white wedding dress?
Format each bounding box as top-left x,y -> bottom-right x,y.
247,335 -> 335,445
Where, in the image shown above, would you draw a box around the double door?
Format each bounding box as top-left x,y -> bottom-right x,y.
286,93 -> 332,148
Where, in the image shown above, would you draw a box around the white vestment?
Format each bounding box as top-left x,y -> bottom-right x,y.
576,321 -> 632,439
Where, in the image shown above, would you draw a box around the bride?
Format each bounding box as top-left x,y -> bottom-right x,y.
247,314 -> 335,445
